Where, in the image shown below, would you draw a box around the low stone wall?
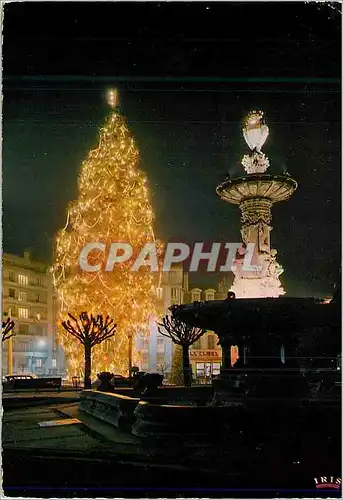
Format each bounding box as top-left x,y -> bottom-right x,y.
79,390 -> 140,428
78,386 -> 214,432
100,385 -> 214,405
132,400 -> 242,438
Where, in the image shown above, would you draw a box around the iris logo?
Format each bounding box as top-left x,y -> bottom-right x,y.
314,476 -> 341,489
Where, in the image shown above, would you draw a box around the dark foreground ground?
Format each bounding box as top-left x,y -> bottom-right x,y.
2,394 -> 341,498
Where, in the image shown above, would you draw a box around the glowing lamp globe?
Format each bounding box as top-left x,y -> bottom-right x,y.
243,111 -> 269,152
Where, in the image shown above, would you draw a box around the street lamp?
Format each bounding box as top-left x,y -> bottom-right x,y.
5,309 -> 14,375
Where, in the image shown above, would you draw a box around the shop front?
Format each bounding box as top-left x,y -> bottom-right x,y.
190,346 -> 239,383
189,349 -> 222,384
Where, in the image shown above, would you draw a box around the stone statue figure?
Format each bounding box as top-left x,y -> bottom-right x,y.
258,221 -> 270,253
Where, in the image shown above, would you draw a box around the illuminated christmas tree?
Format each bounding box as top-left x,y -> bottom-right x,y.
52,90 -> 157,378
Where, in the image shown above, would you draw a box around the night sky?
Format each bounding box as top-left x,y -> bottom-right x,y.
2,1 -> 341,297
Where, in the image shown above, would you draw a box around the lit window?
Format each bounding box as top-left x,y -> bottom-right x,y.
35,309 -> 47,320
196,362 -> 205,378
35,359 -> 42,367
192,291 -> 201,302
37,277 -> 44,287
212,363 -> 221,375
205,291 -> 215,301
18,291 -> 27,302
156,287 -> 163,300
171,287 -> 178,301
52,359 -> 57,368
18,307 -> 29,319
8,306 -> 16,317
18,274 -> 29,286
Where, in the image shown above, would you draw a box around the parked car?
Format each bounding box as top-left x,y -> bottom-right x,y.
3,373 -> 62,392
4,373 -> 38,382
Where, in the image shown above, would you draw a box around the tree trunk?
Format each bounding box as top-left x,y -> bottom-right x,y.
84,344 -> 92,389
182,344 -> 192,387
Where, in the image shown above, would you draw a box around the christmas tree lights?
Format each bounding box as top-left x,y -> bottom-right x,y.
52,91 -> 157,378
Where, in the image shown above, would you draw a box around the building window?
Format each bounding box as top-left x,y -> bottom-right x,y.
171,287 -> 178,301
18,323 -> 30,335
37,277 -> 45,287
207,335 -> 215,350
157,338 -> 164,351
52,359 -> 57,368
205,291 -> 215,301
196,362 -> 205,378
18,274 -> 29,286
212,362 -> 221,375
9,271 -> 16,282
35,309 -> 47,320
35,325 -> 44,335
8,288 -> 16,299
169,271 -> 177,284
35,359 -> 42,368
192,291 -> 201,302
142,354 -> 149,369
15,341 -> 31,352
18,307 -> 29,320
156,287 -> 163,300
156,353 -> 165,366
8,306 -> 16,317
18,291 -> 27,302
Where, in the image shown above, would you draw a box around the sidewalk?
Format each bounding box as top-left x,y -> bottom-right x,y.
2,402 -> 221,498
3,390 -> 80,398
2,400 -> 341,498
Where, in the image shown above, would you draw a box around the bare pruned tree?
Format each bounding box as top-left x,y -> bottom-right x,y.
158,315 -> 205,386
2,318 -> 15,343
62,312 -> 117,389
